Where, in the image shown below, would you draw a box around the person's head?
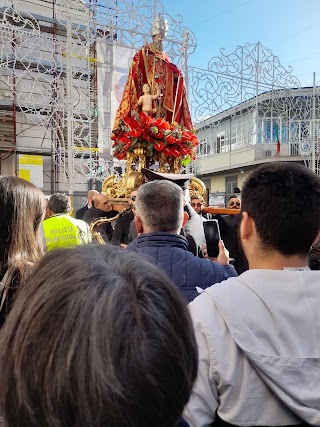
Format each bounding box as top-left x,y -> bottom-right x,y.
47,193 -> 72,215
129,188 -> 139,214
0,176 -> 45,279
142,83 -> 151,94
135,180 -> 187,234
228,194 -> 241,209
141,168 -> 193,207
92,193 -> 112,212
152,33 -> 163,50
87,189 -> 99,207
239,162 -> 320,262
0,245 -> 198,427
191,195 -> 204,214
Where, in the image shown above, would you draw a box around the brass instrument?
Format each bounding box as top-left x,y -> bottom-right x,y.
90,207 -> 132,244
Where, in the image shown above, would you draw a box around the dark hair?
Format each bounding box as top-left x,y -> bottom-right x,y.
0,176 -> 45,282
0,245 -> 198,427
309,239 -> 320,270
229,194 -> 240,201
241,162 -> 320,256
136,180 -> 184,232
48,192 -> 72,214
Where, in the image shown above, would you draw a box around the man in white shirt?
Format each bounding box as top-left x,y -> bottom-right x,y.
184,162 -> 320,427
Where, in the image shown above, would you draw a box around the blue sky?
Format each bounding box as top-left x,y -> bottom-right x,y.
160,0 -> 320,87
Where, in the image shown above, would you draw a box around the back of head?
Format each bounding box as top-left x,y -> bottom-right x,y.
0,176 -> 45,278
48,193 -> 71,214
0,245 -> 197,427
241,162 -> 320,256
135,180 -> 184,232
87,189 -> 99,205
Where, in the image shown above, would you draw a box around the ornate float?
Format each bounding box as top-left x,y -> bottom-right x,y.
102,14 -> 206,204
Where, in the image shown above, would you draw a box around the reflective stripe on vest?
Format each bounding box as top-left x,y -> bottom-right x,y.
43,215 -> 85,252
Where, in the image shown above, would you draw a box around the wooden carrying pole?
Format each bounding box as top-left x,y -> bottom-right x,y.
203,207 -> 240,216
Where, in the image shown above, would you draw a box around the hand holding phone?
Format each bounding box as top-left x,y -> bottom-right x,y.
203,220 -> 221,258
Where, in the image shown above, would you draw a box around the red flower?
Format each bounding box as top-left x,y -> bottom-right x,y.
179,146 -> 190,156
162,146 -> 172,156
154,141 -> 165,152
117,151 -> 126,160
142,131 -> 154,143
139,112 -> 154,128
166,135 -> 178,145
154,118 -> 171,131
129,128 -> 143,138
189,134 -> 199,145
113,112 -> 198,162
180,131 -> 190,143
150,126 -> 165,139
118,136 -> 131,145
170,147 -> 181,157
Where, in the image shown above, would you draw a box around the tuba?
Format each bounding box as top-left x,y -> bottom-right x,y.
90,207 -> 132,244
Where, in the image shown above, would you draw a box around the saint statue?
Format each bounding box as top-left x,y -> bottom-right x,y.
112,14 -> 193,132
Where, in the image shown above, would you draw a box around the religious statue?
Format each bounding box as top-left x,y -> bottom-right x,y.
108,14 -> 199,199
113,14 -> 193,132
136,83 -> 161,116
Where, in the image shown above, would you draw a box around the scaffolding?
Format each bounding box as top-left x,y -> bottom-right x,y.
0,0 -> 196,192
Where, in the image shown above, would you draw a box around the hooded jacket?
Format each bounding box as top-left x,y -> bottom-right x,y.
184,269 -> 320,427
126,232 -> 237,303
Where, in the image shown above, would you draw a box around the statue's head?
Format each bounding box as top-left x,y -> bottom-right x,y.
142,83 -> 151,94
151,14 -> 168,50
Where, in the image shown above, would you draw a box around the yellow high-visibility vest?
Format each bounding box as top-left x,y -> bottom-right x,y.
43,214 -> 90,252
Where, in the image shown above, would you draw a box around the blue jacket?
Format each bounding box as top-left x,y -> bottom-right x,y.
127,232 -> 237,303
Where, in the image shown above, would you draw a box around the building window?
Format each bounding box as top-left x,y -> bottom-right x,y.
217,132 -> 225,153
290,121 -> 310,141
264,119 -> 281,142
225,175 -> 238,202
198,137 -> 210,157
201,178 -> 211,192
301,122 -> 309,138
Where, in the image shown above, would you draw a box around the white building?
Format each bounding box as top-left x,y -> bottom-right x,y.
195,86 -> 320,205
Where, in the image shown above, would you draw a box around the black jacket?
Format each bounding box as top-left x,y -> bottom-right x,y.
111,211 -> 134,245
75,204 -> 88,220
83,207 -> 117,243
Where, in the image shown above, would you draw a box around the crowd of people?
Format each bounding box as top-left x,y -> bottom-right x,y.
0,161 -> 320,426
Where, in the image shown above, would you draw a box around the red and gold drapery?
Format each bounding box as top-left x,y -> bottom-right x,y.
112,43 -> 193,132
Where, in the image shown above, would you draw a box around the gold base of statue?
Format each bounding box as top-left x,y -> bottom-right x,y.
102,144 -> 206,201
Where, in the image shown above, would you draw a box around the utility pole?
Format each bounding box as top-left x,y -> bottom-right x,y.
312,72 -> 316,173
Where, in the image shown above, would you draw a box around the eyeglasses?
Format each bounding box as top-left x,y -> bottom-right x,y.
229,201 -> 240,207
130,196 -> 136,201
191,202 -> 202,208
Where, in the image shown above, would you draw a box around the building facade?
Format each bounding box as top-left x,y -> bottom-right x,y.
195,87 -> 320,205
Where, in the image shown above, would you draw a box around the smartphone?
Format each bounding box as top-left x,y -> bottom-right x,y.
203,219 -> 221,258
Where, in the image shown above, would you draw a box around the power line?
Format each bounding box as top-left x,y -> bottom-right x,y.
266,24 -> 318,48
194,0 -> 253,26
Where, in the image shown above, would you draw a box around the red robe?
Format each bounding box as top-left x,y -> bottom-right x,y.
113,43 -> 193,132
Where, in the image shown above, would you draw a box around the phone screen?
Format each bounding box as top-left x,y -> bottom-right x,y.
203,220 -> 221,258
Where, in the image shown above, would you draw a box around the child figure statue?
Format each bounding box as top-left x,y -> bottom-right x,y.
136,83 -> 161,116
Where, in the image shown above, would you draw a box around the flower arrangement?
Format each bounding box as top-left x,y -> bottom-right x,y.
112,111 -> 198,163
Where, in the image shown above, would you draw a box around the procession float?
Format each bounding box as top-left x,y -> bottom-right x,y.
101,14 -> 206,203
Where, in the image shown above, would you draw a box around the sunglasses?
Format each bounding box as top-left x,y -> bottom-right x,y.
229,201 -> 240,207
191,202 -> 202,208
130,196 -> 136,201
